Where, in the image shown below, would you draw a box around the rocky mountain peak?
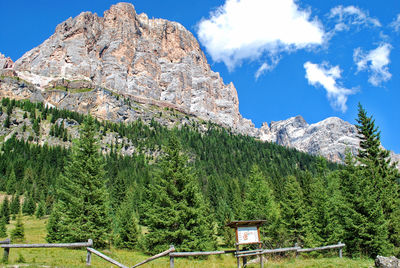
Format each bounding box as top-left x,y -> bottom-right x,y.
0,53 -> 14,69
13,2 -> 255,133
1,3 -> 398,166
105,2 -> 137,21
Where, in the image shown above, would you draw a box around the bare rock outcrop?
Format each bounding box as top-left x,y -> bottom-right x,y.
13,2 -> 253,133
375,256 -> 400,268
0,53 -> 14,69
260,116 -> 360,162
2,2 -> 398,164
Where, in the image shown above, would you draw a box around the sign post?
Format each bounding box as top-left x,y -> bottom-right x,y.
227,220 -> 266,268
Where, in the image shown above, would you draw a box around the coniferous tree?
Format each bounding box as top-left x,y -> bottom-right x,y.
11,213 -> 25,241
46,203 -> 63,243
6,170 -> 17,194
0,217 -> 7,238
46,116 -> 111,248
114,193 -> 140,249
241,164 -> 281,247
10,194 -> 20,217
279,175 -> 307,247
143,136 -> 216,254
0,197 -> 10,224
22,193 -> 36,216
354,103 -> 400,256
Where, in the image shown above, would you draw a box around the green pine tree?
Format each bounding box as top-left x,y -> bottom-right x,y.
46,116 -> 111,248
0,217 -> 7,238
279,175 -> 307,247
340,150 -> 391,257
11,213 -> 25,242
143,136 -> 217,254
46,203 -> 63,243
10,194 -> 20,217
241,164 -> 281,247
114,193 -> 140,249
22,194 -> 36,216
6,170 -> 17,194
354,103 -> 400,255
0,197 -> 10,224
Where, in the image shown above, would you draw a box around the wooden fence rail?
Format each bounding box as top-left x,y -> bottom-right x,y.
86,247 -> 128,268
297,242 -> 345,258
169,242 -> 345,268
132,246 -> 175,268
235,246 -> 300,258
0,239 -> 92,263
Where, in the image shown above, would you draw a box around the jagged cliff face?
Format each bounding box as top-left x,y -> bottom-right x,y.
1,2 -> 398,165
13,2 -> 255,133
260,115 -> 360,162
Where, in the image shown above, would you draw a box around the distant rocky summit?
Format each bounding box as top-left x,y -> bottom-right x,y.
0,2 -> 398,165
259,116 -> 359,162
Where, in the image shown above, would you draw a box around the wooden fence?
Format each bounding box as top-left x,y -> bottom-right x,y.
0,239 -> 93,263
0,239 -> 345,267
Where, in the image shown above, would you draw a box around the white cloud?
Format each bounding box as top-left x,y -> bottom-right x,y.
353,43 -> 392,86
390,14 -> 400,32
197,0 -> 325,72
304,62 -> 355,112
328,5 -> 381,33
255,57 -> 280,79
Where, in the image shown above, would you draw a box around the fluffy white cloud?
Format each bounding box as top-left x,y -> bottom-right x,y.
390,14 -> 400,32
197,0 -> 325,71
328,5 -> 381,33
353,43 -> 392,86
304,62 -> 355,112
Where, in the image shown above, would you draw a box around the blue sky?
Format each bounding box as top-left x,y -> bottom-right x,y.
1,0 -> 400,153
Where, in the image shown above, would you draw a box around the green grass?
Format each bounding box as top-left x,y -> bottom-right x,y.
0,217 -> 374,267
69,88 -> 93,93
49,85 -> 68,91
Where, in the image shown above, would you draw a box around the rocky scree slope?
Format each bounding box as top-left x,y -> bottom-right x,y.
0,2 -> 399,165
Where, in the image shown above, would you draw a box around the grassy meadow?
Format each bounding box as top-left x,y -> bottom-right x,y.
0,216 -> 374,267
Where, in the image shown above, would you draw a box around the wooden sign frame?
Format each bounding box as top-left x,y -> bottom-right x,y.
227,220 -> 266,246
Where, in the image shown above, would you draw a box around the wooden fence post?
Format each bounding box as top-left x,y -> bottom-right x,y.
170,245 -> 174,268
2,238 -> 10,263
86,239 -> 93,265
236,244 -> 240,268
339,242 -> 342,258
259,243 -> 263,268
295,243 -> 298,258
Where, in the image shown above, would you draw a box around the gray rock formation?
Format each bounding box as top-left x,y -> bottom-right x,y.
0,53 -> 14,69
13,2 -> 254,134
1,2 -> 398,165
260,115 -> 360,162
375,256 -> 400,268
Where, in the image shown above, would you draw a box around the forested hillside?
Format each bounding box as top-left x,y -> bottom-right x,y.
0,97 -> 399,258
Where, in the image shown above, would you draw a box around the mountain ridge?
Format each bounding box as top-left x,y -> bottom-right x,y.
0,2 -> 398,165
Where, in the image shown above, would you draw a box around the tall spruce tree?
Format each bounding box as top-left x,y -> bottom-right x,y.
0,197 -> 10,224
354,103 -> 400,255
279,175 -> 307,247
11,212 -> 25,241
0,217 -> 7,238
114,192 -> 140,249
10,194 -> 20,217
46,116 -> 111,248
143,136 -> 216,254
241,164 -> 281,247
